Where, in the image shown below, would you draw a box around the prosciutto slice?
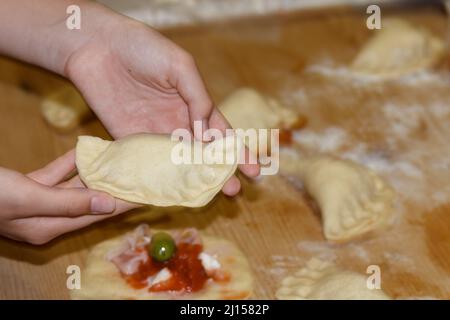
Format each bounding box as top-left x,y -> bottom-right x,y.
106,224 -> 151,275
109,248 -> 148,275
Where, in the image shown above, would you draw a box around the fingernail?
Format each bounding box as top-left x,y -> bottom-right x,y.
90,195 -> 115,214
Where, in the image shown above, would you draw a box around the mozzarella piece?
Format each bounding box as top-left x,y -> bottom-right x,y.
150,268 -> 172,286
199,252 -> 221,271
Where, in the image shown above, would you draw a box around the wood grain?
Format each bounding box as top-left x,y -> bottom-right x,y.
0,6 -> 449,299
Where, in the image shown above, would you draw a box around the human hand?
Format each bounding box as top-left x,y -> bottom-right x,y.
0,150 -> 138,244
65,16 -> 259,195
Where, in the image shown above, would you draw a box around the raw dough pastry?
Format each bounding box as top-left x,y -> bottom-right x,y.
71,228 -> 253,300
41,84 -> 92,132
351,18 -> 445,78
76,134 -> 240,207
219,88 -> 300,130
219,88 -> 305,155
276,258 -> 390,300
280,152 -> 395,241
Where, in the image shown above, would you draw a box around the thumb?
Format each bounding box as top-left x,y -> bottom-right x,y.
29,186 -> 116,217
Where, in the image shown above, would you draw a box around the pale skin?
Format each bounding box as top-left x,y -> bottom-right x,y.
0,0 -> 259,245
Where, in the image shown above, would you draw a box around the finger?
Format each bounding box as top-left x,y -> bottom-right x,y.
16,200 -> 139,244
25,185 -> 117,217
209,110 -> 243,195
55,175 -> 141,214
209,108 -> 231,132
57,174 -> 85,188
27,150 -> 76,186
176,55 -> 213,140
239,148 -> 260,178
222,175 -> 241,196
210,109 -> 260,178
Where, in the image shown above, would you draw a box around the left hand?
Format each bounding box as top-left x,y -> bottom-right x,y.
0,150 -> 138,244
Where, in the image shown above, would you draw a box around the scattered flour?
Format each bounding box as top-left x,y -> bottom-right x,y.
397,71 -> 450,87
291,126 -> 424,180
271,254 -> 304,268
296,241 -> 337,261
382,103 -> 424,137
306,64 -> 383,85
382,252 -> 415,269
429,103 -> 450,117
292,127 -> 348,152
340,144 -> 423,179
306,63 -> 450,87
345,243 -> 371,263
296,240 -> 372,263
431,191 -> 449,204
280,88 -> 309,107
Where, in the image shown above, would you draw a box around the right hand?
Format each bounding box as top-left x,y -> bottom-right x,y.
65,14 -> 260,196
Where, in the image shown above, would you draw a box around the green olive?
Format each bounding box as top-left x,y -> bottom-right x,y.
149,232 -> 176,262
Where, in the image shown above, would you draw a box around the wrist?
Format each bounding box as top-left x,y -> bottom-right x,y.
59,1 -> 127,77
0,0 -> 128,77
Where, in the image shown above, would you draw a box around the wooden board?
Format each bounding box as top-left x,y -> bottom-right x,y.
0,6 -> 449,299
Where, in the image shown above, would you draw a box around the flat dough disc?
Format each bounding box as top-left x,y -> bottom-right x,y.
276,258 -> 391,300
280,152 -> 395,241
71,231 -> 253,300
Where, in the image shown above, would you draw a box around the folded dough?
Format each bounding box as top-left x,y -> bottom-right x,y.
76,134 -> 240,207
219,88 -> 305,158
351,18 -> 445,78
280,152 -> 395,241
276,258 -> 391,300
41,84 -> 92,132
219,88 -> 299,130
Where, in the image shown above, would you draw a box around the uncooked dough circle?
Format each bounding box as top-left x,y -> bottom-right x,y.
76,134 -> 240,207
71,229 -> 253,300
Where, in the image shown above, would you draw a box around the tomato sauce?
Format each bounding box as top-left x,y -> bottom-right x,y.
279,116 -> 307,146
124,243 -> 209,293
279,129 -> 293,145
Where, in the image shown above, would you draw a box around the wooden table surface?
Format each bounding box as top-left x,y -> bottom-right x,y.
0,5 -> 449,299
